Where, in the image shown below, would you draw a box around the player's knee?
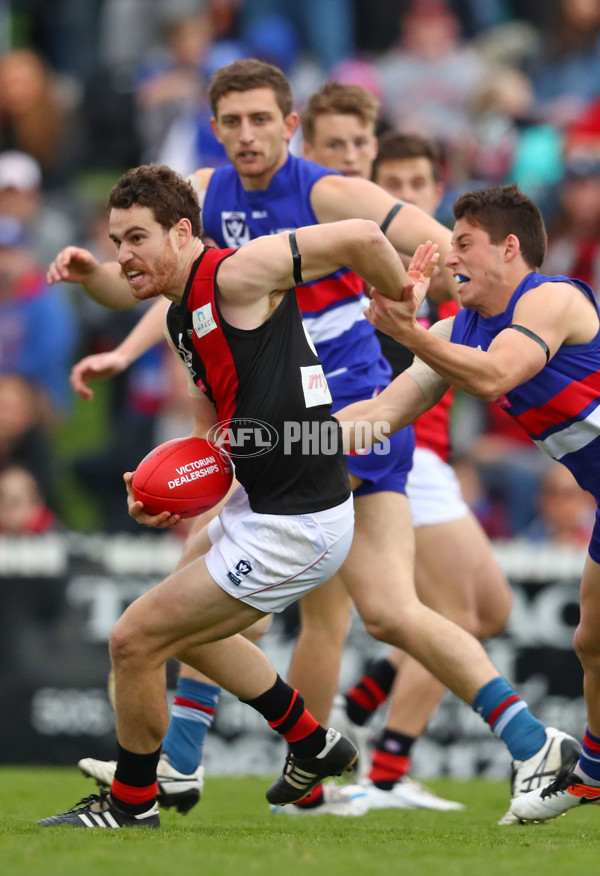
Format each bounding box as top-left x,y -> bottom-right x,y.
361,609 -> 407,646
477,598 -> 512,639
574,623 -> 600,669
109,617 -> 147,667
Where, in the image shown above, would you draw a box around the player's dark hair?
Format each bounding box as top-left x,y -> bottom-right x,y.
108,164 -> 202,238
453,183 -> 547,268
373,131 -> 442,184
300,82 -> 379,143
208,58 -> 293,117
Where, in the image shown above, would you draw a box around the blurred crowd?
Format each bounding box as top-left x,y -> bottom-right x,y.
1,0 -> 599,543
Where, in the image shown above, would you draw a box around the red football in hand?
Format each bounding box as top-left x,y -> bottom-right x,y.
132,437 -> 234,517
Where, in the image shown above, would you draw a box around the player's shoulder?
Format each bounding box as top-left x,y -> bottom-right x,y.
188,167 -> 216,195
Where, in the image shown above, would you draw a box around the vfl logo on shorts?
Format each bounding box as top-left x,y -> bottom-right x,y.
227,558 -> 253,586
222,211 -> 250,247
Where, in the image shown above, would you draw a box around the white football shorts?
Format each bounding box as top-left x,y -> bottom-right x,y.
206,485 -> 354,612
406,447 -> 469,527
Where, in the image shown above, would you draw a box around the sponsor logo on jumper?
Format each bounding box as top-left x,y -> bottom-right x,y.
167,455 -> 222,489
222,211 -> 250,247
300,364 -> 332,408
192,303 -> 218,339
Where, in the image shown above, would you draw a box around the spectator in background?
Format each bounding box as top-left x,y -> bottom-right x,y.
0,374 -> 56,507
0,150 -> 76,266
0,48 -> 80,185
135,6 -> 221,168
523,463 -> 596,549
526,0 -> 600,129
0,216 -> 78,417
0,463 -> 56,534
543,150 -> 600,294
376,0 -> 487,152
239,0 -> 355,75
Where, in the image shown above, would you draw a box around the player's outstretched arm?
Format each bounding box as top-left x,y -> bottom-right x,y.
218,219 -> 412,307
47,246 -> 138,310
310,174 -> 457,300
70,298 -> 170,401
335,362 -> 447,452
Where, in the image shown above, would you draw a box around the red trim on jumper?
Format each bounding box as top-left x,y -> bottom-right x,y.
487,694 -> 521,727
584,730 -> 600,753
268,689 -> 299,730
110,778 -> 158,804
512,369 -> 600,434
189,248 -> 239,425
173,697 -> 217,715
296,269 -> 365,313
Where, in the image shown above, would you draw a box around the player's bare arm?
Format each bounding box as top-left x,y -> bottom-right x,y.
367,280 -> 598,402
335,363 -> 446,452
511,280 -> 600,352
47,246 -> 138,310
70,298 -> 170,400
309,174 -> 457,298
217,218 -> 410,318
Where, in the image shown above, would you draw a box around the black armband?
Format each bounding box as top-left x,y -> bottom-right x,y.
289,231 -> 304,285
379,202 -> 406,236
509,324 -> 550,362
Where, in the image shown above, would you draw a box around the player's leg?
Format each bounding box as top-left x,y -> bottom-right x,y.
287,573 -> 353,723
361,509 -> 510,809
511,551 -> 600,822
39,492 -> 357,827
344,490 -> 579,815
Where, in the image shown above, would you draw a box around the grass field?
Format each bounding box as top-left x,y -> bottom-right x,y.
1,768 -> 598,876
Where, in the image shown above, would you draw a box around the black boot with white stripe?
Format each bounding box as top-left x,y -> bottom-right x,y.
36,789 -> 160,828
266,728 -> 358,806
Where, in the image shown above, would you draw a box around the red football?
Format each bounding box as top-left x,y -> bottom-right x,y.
132,437 -> 234,517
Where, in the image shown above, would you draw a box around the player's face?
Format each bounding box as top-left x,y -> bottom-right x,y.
109,205 -> 180,301
374,157 -> 443,216
303,113 -> 377,179
446,218 -> 507,315
211,88 -> 298,189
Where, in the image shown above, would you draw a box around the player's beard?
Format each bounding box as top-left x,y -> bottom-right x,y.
127,243 -> 179,300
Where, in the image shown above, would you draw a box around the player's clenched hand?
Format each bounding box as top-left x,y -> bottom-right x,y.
70,351 -> 130,401
47,246 -> 100,285
123,472 -> 183,529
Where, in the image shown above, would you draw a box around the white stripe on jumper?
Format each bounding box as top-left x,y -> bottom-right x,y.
533,404 -> 600,459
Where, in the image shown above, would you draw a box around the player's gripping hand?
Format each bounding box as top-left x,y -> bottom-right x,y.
71,350 -> 130,401
47,246 -> 99,285
123,472 -> 183,529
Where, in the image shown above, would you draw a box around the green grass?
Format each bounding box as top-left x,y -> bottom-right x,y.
2,768 -> 598,876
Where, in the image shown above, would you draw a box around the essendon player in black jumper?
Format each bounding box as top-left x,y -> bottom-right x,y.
39,164 -> 423,828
